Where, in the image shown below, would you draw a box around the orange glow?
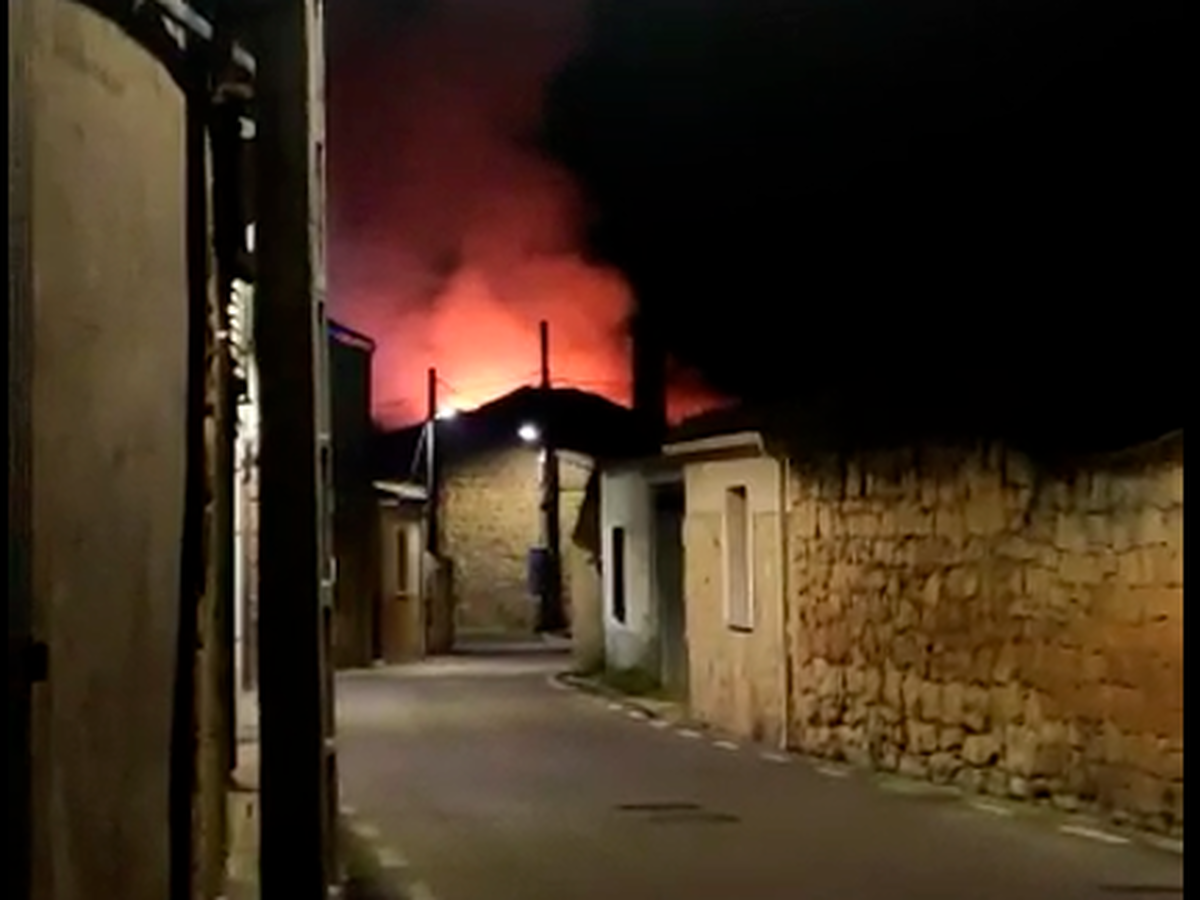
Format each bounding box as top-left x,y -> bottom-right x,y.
327,0 -> 725,429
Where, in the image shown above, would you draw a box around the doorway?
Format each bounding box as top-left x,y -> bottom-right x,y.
379,509 -> 423,662
653,481 -> 687,700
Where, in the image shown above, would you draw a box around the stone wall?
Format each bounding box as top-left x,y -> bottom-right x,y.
441,446 -> 541,634
785,436 -> 1183,834
440,446 -> 593,637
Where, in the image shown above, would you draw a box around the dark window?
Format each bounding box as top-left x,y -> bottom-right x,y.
611,526 -> 626,623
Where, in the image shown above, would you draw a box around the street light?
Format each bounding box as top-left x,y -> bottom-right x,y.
518,423 -> 540,443
435,406 -> 458,421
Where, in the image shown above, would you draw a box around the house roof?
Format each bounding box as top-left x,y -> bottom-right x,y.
374,386 -> 658,481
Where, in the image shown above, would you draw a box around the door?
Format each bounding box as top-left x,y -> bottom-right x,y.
380,515 -> 423,662
653,482 -> 687,699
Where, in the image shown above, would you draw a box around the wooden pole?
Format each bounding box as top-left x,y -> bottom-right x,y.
246,0 -> 336,895
426,366 -> 438,555
538,321 -> 564,632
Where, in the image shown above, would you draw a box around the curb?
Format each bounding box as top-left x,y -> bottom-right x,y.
339,817 -> 424,900
552,671 -> 1184,859
554,671 -> 690,725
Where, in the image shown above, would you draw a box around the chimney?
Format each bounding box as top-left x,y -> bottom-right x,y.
631,308 -> 666,444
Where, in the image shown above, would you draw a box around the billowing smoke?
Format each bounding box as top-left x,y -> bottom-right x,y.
327,0 -> 722,428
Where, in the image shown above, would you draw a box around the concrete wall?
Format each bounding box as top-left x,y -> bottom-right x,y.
28,4 -> 188,898
568,542 -> 604,672
600,468 -> 657,673
785,438 -> 1184,834
683,456 -> 787,745
440,445 -> 541,634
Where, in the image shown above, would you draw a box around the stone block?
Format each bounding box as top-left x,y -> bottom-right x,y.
1008,776 -> 1032,799
1061,552 -> 1105,586
991,682 -> 1024,726
955,767 -> 985,794
966,493 -> 1007,537
1133,507 -> 1169,548
969,645 -> 996,686
1003,724 -> 1040,778
929,752 -> 960,784
1003,450 -> 1036,489
899,754 -> 929,780
1148,464 -> 1184,510
941,682 -> 965,725
920,680 -> 942,722
902,671 -> 923,714
984,768 -> 1010,797
963,732 -> 1001,766
963,685 -> 990,733
883,664 -> 903,710
940,726 -> 965,751
1054,513 -> 1089,554
908,721 -> 940,755
793,501 -> 819,539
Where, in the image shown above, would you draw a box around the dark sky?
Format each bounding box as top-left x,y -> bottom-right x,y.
329,0 -> 1186,447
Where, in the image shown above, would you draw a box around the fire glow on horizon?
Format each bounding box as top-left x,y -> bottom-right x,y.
326,0 -> 724,429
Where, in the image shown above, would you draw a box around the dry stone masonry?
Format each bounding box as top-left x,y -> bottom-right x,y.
785,436 -> 1183,836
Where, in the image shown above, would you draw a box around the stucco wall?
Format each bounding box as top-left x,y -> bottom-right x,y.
786,438 -> 1184,834
684,457 -> 787,745
600,468 -> 656,672
441,446 -> 541,634
29,4 -> 188,898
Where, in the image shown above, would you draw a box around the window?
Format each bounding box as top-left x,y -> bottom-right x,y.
611,526 -> 627,624
724,486 -> 753,631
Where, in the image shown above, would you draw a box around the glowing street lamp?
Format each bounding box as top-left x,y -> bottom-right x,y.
518,423 -> 540,443
435,406 -> 458,421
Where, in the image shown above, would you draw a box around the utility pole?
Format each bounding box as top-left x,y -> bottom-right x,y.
246,0 -> 337,896
538,321 -> 565,632
425,366 -> 438,555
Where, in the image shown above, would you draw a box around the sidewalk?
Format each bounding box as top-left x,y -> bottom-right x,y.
555,671 -> 1185,860
223,691 -> 411,900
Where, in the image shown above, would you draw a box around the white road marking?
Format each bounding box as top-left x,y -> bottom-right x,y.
970,801 -> 1014,817
816,765 -> 850,778
626,710 -> 648,721
678,729 -> 702,739
713,740 -> 739,751
761,751 -> 790,763
352,822 -> 381,840
376,846 -> 409,869
607,702 -> 623,711
1059,824 -> 1131,845
650,719 -> 671,729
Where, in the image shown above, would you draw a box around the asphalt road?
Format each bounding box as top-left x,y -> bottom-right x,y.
336,644 -> 1183,900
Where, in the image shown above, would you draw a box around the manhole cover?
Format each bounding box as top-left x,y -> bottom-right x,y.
616,801 -> 702,812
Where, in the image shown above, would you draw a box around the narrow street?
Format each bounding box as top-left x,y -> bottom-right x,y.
336,647 -> 1183,900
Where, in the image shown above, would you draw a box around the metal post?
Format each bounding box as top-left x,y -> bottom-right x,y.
246,0 -> 336,895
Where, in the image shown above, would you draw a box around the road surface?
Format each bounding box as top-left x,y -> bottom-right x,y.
336,644 -> 1183,900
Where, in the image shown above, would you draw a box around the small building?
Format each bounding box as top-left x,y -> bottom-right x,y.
599,401 -> 1184,834
375,386 -> 655,647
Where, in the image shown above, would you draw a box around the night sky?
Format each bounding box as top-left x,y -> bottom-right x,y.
328,0 -> 1186,449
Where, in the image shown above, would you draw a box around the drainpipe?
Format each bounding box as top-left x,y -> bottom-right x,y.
779,454 -> 793,751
